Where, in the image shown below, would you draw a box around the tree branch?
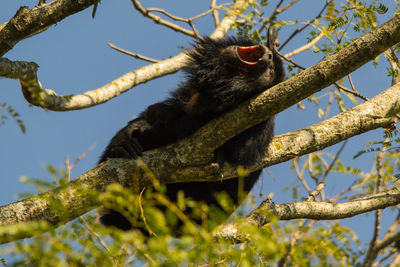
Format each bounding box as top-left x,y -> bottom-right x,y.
0,0 -> 99,56
0,0 -> 253,111
214,186 -> 400,242
106,42 -> 160,63
131,0 -> 197,37
284,31 -> 325,58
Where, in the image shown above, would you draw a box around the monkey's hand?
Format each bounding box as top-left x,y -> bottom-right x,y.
98,118 -> 150,163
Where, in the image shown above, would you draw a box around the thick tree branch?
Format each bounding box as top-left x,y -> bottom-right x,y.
170,81 -> 398,183
0,0 -> 99,56
214,186 -> 400,242
0,0 -> 253,111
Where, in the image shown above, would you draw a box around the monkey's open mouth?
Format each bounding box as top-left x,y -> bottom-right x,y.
236,45 -> 265,65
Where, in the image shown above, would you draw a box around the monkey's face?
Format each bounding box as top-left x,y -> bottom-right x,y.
221,43 -> 279,90
184,37 -> 284,102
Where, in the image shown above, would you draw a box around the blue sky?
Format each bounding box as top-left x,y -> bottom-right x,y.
0,0 -> 398,251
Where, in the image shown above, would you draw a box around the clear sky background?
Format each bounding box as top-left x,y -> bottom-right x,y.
0,0 -> 398,253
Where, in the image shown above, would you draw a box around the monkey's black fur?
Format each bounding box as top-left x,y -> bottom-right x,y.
99,30 -> 284,231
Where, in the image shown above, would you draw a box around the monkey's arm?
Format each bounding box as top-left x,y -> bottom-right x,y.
98,118 -> 150,163
99,97 -> 202,163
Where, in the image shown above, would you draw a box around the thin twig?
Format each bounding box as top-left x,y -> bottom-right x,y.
107,43 -> 160,63
306,182 -> 326,201
321,140 -> 348,184
293,158 -> 312,194
131,0 -> 196,37
323,89 -> 334,121
259,0 -> 299,33
189,3 -> 231,21
331,160 -> 378,202
347,74 -> 356,91
363,136 -> 391,267
384,211 -> 400,240
146,7 -> 188,22
385,49 -> 400,86
65,144 -> 96,181
277,220 -> 316,267
275,47 -> 306,69
372,251 -> 397,267
139,188 -> 156,237
331,179 -> 367,202
80,217 -> 110,252
188,20 -> 199,37
134,3 -> 230,38
280,1 -> 332,50
92,0 -> 99,18
210,0 -> 220,27
334,83 -> 369,101
285,31 -> 324,58
307,154 -> 319,183
388,253 -> 400,267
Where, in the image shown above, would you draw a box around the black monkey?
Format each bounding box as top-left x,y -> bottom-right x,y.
99,29 -> 284,231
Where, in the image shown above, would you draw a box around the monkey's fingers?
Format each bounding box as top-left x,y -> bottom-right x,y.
117,138 -> 143,159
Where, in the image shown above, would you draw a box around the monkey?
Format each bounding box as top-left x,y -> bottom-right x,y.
98,28 -> 284,232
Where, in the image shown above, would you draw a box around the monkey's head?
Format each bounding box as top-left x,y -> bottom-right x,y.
184,30 -> 284,107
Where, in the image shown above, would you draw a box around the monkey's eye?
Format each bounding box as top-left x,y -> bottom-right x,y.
236,45 -> 265,65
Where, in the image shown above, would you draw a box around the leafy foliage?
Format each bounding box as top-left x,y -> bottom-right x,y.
0,164 -> 365,266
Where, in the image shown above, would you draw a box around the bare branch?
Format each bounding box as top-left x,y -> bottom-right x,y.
364,138 -> 394,266
210,0 -> 255,40
210,0 -> 220,27
293,158 -> 312,194
335,83 -> 369,101
276,47 -> 306,69
389,254 -> 400,267
259,0 -> 300,33
145,8 -> 189,22
141,3 -> 230,37
284,31 -> 324,58
92,1 -> 99,18
364,230 -> 400,267
279,1 -> 332,50
131,0 -> 197,37
214,187 -> 400,242
0,0 -> 252,111
306,182 -> 326,201
321,139 -> 348,184
385,212 -> 400,241
107,43 -> 160,63
0,0 -> 99,56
